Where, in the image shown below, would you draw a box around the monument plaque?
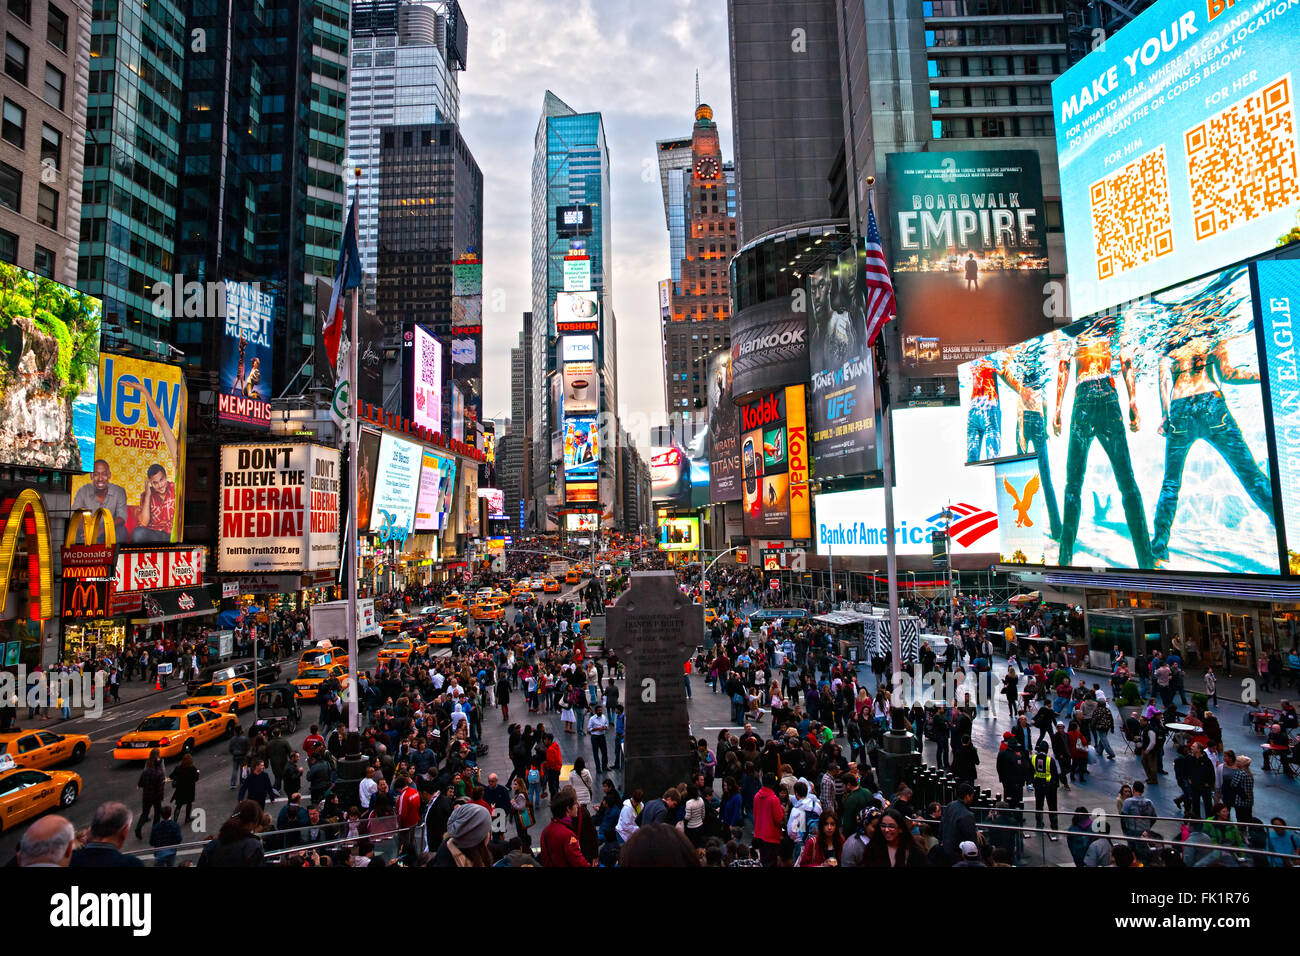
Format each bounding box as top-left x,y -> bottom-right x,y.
605,571 -> 700,800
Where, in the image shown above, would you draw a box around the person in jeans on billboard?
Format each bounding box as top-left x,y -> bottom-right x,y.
965,356 -> 1006,463
1053,314 -> 1153,569
1149,310 -> 1273,569
1003,337 -> 1062,541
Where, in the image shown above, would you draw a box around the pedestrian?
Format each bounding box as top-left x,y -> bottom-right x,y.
149,806 -> 182,867
168,752 -> 200,826
1029,740 -> 1062,841
135,750 -> 167,841
238,758 -> 274,810
228,724 -> 248,790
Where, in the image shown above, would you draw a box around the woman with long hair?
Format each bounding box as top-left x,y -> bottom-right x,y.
797,810 -> 844,866
169,752 -> 200,825
864,807 -> 927,867
432,803 -> 494,867
196,800 -> 265,867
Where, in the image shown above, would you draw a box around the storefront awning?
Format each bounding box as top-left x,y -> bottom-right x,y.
129,585 -> 219,625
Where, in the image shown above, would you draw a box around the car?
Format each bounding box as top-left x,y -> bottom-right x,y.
378,637 -> 425,667
704,607 -> 718,626
427,622 -> 466,646
432,607 -> 465,625
469,602 -> 503,622
0,730 -> 91,769
475,588 -> 494,601
298,641 -> 347,675
443,593 -> 467,610
381,613 -> 412,634
529,578 -> 546,591
542,577 -> 560,593
113,707 -> 236,760
181,678 -> 257,714
0,756 -> 81,833
185,658 -> 280,696
417,605 -> 441,616
291,663 -> 350,701
489,589 -> 510,605
565,569 -> 580,584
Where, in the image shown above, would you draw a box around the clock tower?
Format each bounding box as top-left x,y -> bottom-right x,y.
662,102 -> 737,422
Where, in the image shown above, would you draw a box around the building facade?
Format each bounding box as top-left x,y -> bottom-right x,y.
0,0 -> 89,287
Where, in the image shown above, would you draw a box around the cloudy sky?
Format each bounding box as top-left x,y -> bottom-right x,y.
458,0 -> 733,441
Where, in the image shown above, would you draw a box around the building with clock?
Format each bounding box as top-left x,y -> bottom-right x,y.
659,101 -> 738,423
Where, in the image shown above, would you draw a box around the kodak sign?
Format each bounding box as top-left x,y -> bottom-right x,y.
785,384 -> 810,540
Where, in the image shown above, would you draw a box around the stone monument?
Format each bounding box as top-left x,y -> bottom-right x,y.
605,571 -> 700,800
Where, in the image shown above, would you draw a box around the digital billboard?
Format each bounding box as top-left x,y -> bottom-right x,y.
562,416 -> 598,481
1052,0 -> 1300,318
435,451 -> 458,531
478,487 -> 506,518
369,433 -> 422,544
562,361 -> 599,414
659,516 -> 701,552
563,335 -> 594,362
964,263 -> 1280,574
650,445 -> 691,506
400,323 -> 443,435
555,204 -> 593,237
739,385 -> 811,540
0,263 -> 100,472
555,291 -> 599,334
706,351 -> 741,502
355,428 -> 381,536
885,150 -> 1051,378
71,355 -> 185,544
217,280 -> 273,429
730,298 -> 809,399
566,481 -> 597,504
1256,259 -> 1300,574
807,245 -> 878,476
451,384 -> 466,442
414,448 -> 443,532
218,443 -> 340,572
563,255 -> 592,292
814,407 -> 999,557
565,512 -> 598,532
451,261 -> 482,297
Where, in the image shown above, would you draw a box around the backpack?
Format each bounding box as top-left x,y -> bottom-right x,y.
526,767 -> 540,786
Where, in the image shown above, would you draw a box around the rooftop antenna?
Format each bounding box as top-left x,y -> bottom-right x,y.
695,69 -> 700,109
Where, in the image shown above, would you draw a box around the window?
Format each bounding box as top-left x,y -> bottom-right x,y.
5,35 -> 28,85
40,124 -> 59,168
36,182 -> 57,228
0,228 -> 15,263
1,99 -> 23,147
0,161 -> 19,210
8,0 -> 29,23
43,64 -> 64,109
32,244 -> 53,276
46,4 -> 68,50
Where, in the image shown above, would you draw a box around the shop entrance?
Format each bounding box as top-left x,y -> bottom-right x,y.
1181,608 -> 1258,675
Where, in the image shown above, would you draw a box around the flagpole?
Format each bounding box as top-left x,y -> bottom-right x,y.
346,167 -> 361,734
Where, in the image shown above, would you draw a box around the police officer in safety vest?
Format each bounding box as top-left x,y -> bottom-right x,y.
1030,740 -> 1062,841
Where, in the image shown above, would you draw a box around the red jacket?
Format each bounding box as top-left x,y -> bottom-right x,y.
396,785 -> 421,827
752,786 -> 785,843
545,741 -> 563,772
540,817 -> 589,867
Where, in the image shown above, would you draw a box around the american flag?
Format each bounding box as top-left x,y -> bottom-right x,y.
863,197 -> 896,347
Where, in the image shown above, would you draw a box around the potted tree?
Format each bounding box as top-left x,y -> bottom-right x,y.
1116,680 -> 1143,723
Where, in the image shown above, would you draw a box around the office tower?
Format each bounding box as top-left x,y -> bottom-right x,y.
170,0 -> 350,392
530,91 -> 615,526
0,0 -> 89,286
376,122 -> 483,411
1064,0 -> 1157,65
76,0 -> 186,351
726,0 -> 845,244
660,102 -> 738,422
348,0 -> 466,307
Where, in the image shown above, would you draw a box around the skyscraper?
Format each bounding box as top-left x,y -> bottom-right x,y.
0,0 -> 90,287
348,0 -> 466,307
660,103 -> 738,422
530,91 -> 616,527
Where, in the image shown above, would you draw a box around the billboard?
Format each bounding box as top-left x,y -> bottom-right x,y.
370,433 -> 422,545
707,351 -> 741,502
563,335 -> 594,362
356,300 -> 386,410
964,263 -> 1280,574
1052,0 -> 1300,318
807,245 -> 879,476
435,451 -> 458,531
452,261 -> 483,297
556,291 -> 599,334
885,150 -> 1051,377
478,487 -> 505,518
451,385 -> 466,442
217,280 -> 273,429
218,443 -> 340,572
565,512 -> 598,532
658,516 -> 701,552
650,444 -> 691,506
739,385 -> 811,540
1256,259 -> 1300,574
414,448 -> 443,532
563,256 -> 592,292
814,407 -> 999,557
562,361 -> 599,414
563,417 -> 599,480
0,263 -> 101,471
71,355 -> 185,544
355,428 -> 381,536
730,298 -> 809,398
566,481 -> 597,504
483,421 -> 495,466
402,324 -> 443,435
555,204 -> 593,237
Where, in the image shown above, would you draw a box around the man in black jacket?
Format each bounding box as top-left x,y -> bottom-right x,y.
996,734 -> 1026,805
940,783 -> 978,863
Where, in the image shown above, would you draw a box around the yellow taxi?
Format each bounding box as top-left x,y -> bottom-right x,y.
298,641 -> 347,675
565,569 -> 580,585
489,589 -> 510,605
181,677 -> 257,714
542,577 -> 560,593
0,755 -> 81,833
469,601 -> 503,622
443,593 -> 467,610
113,707 -> 237,761
291,663 -> 350,701
705,607 -> 719,626
0,729 -> 91,768
509,583 -> 531,601
378,637 -> 425,667
427,621 -> 466,646
381,614 -> 412,635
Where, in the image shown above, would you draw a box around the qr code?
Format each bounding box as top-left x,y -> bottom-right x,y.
1185,75 -> 1299,242
1090,146 -> 1175,281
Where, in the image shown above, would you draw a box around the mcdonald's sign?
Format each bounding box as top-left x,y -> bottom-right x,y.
0,490 -> 54,621
62,579 -> 110,620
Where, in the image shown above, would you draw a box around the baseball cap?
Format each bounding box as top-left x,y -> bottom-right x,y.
959,840 -> 979,859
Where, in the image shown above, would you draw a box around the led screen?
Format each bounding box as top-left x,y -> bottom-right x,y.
659,517 -> 701,552
562,416 -> 598,480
